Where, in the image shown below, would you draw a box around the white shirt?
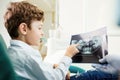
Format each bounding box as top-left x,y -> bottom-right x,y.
8,40 -> 72,80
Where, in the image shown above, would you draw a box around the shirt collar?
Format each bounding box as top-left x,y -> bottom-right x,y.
10,40 -> 40,56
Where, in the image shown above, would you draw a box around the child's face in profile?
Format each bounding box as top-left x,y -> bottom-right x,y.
25,20 -> 44,46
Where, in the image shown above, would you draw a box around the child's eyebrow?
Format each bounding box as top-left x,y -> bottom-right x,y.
7,7 -> 12,11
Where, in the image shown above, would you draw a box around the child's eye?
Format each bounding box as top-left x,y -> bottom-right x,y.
38,27 -> 41,30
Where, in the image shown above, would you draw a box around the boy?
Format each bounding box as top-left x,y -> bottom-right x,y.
4,1 -> 79,80
4,1 -> 118,80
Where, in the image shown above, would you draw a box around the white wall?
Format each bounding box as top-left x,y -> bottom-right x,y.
59,0 -> 84,36
0,0 -> 11,47
108,36 -> 120,55
84,0 -> 120,35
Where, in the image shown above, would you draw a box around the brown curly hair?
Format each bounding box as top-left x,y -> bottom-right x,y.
4,1 -> 44,39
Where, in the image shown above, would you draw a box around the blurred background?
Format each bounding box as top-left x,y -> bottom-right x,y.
0,0 -> 120,56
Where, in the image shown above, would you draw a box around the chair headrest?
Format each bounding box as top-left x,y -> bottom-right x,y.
0,34 -> 16,80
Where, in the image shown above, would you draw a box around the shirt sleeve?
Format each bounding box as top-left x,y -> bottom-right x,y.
25,55 -> 72,80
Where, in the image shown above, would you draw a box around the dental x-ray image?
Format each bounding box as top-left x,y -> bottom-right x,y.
70,27 -> 108,63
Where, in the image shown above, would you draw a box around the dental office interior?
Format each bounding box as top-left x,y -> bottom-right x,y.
0,0 -> 120,72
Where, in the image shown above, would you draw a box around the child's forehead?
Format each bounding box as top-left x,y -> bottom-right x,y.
31,20 -> 43,26
31,20 -> 43,23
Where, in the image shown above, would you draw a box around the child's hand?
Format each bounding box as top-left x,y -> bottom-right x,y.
53,64 -> 58,68
65,44 -> 79,58
65,70 -> 70,80
53,64 -> 70,80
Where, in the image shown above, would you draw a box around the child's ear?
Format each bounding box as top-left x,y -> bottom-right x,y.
18,23 -> 28,35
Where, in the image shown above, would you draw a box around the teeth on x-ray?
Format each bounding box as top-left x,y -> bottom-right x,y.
72,36 -> 102,54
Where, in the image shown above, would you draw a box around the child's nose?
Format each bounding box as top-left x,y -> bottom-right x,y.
41,30 -> 44,36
